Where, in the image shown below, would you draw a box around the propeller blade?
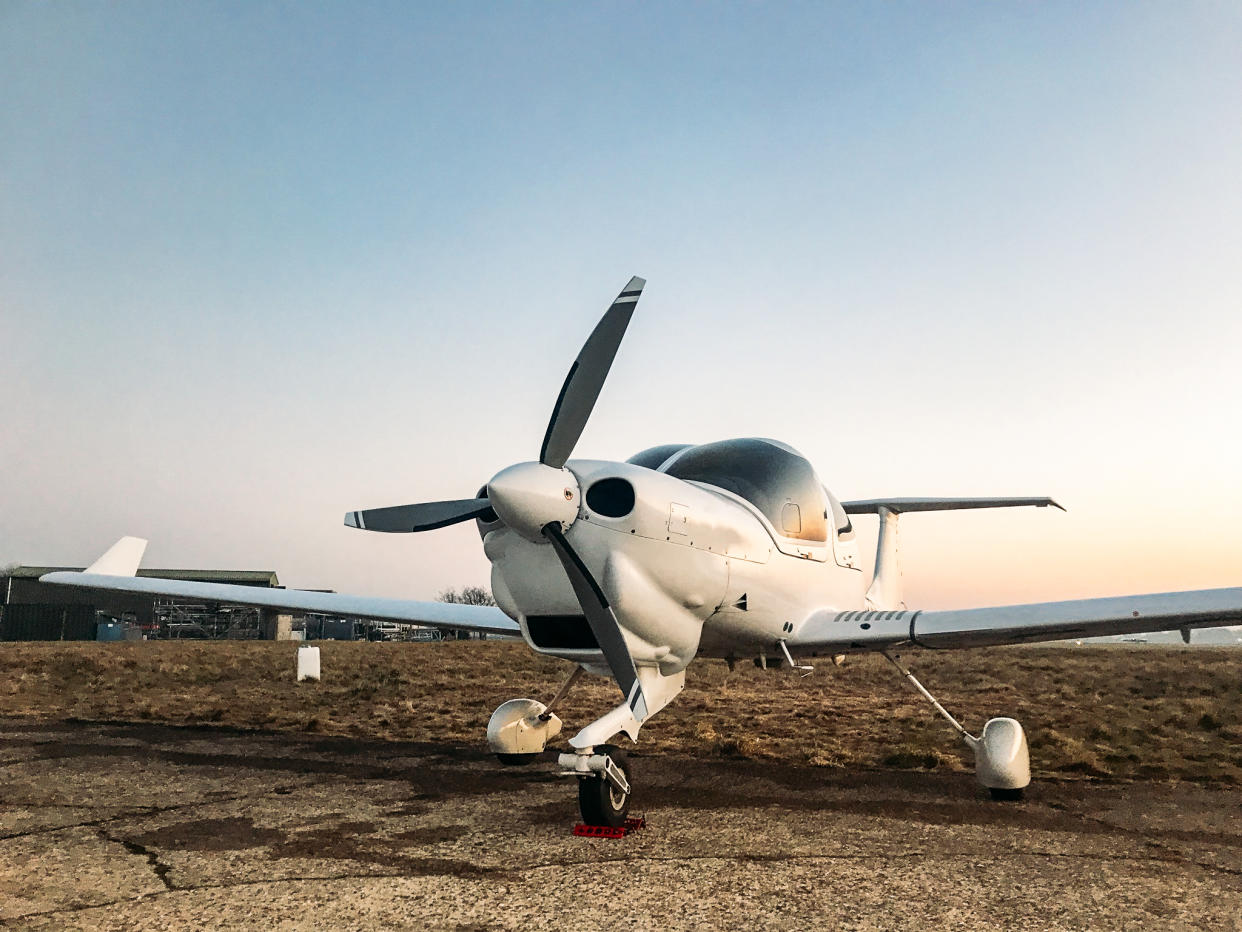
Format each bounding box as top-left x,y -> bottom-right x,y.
542,522 -> 645,715
344,498 -> 492,533
539,276 -> 645,469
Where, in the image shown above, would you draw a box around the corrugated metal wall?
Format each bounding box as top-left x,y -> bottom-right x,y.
0,603 -> 97,641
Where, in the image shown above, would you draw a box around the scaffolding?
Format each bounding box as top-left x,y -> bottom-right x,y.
151,600 -> 449,641
152,598 -> 263,639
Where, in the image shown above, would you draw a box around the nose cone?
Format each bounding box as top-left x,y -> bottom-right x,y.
487,462 -> 580,540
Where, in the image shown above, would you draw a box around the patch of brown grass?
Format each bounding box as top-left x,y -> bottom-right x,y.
1,641 -> 1239,785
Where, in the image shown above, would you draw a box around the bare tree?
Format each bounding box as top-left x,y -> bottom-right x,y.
436,586 -> 496,639
436,586 -> 496,606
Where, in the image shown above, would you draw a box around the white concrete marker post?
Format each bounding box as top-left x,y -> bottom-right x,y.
297,644 -> 321,682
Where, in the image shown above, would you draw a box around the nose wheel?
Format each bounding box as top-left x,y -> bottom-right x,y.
574,745 -> 632,827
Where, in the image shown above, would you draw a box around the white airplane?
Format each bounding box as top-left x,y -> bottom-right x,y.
43,277 -> 1242,827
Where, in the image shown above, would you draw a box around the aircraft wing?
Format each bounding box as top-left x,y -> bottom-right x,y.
791,588 -> 1242,653
39,539 -> 520,637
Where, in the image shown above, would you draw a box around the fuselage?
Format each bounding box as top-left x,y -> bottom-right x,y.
480,438 -> 864,674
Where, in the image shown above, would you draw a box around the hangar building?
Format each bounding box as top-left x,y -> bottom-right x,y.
0,566 -> 281,640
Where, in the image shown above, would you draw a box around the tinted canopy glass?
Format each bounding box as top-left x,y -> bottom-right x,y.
626,444 -> 691,470
663,438 -> 828,542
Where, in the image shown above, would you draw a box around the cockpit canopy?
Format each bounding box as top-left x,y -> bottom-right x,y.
626,444 -> 691,471
647,438 -> 829,543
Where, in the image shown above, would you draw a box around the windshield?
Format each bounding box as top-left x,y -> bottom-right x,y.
663,438 -> 828,542
627,444 -> 691,470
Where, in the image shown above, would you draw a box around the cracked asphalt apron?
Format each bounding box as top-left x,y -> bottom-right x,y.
2,721 -> 1240,930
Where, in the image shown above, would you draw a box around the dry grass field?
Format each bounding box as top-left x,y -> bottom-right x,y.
3,641 -> 1242,929
1,640 -> 1240,784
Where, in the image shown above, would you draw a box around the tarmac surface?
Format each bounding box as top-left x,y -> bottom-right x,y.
1,719 -> 1240,930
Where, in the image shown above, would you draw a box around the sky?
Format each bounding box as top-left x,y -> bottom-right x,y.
2,2 -> 1240,609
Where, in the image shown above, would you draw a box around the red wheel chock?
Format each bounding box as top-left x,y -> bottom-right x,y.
572,816 -> 645,838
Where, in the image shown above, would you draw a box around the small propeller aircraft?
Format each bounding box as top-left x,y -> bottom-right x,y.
44,277 -> 1242,826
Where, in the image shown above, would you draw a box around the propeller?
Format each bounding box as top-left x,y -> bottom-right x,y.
542,522 -> 645,717
344,276 -> 649,711
344,498 -> 492,533
343,276 -> 645,535
539,277 -> 643,469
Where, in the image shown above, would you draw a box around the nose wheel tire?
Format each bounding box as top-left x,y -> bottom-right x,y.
577,745 -> 632,827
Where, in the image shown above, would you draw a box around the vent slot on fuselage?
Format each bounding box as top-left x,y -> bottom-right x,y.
525,615 -> 599,650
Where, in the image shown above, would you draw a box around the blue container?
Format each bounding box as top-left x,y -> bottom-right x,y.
96,621 -> 126,642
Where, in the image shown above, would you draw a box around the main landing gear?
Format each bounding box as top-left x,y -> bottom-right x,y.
883,651 -> 1031,800
486,667 -> 583,766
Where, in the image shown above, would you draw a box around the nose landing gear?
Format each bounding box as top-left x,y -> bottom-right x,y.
559,745 -> 633,827
493,664 -> 680,826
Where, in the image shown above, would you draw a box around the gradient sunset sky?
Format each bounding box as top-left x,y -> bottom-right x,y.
2,2 -> 1239,609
